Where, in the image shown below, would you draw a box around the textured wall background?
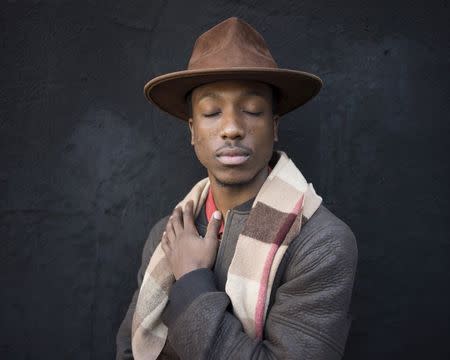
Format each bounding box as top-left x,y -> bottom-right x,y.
1,0 -> 449,359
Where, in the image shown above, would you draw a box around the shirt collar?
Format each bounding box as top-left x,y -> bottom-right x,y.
205,186 -> 225,234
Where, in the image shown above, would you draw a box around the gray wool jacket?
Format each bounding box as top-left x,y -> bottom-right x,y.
116,195 -> 358,360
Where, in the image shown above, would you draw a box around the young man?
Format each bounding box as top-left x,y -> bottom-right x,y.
116,17 -> 357,360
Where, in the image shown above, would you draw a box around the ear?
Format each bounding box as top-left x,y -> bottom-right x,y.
273,114 -> 280,142
188,117 -> 195,145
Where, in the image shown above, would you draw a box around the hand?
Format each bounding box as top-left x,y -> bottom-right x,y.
161,200 -> 222,280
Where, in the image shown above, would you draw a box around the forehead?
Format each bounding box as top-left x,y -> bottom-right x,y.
191,80 -> 272,103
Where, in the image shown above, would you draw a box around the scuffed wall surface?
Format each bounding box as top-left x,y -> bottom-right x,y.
1,1 -> 449,359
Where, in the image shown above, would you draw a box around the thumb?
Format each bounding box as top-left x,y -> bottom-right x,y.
205,210 -> 222,241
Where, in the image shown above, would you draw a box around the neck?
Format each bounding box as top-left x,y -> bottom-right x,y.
208,166 -> 269,219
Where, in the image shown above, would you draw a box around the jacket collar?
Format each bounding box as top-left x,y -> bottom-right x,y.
195,195 -> 255,231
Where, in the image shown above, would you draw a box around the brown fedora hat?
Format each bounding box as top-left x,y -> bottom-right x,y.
144,17 -> 322,121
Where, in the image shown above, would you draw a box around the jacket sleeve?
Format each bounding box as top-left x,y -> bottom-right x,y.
115,216 -> 169,360
160,224 -> 358,360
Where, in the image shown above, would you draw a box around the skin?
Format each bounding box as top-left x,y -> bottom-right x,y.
161,80 -> 280,280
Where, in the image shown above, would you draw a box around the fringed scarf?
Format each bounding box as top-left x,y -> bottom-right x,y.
131,151 -> 322,359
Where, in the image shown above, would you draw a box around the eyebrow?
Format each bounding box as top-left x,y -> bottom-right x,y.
197,90 -> 268,102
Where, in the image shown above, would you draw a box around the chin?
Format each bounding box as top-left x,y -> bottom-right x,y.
215,177 -> 249,187
212,167 -> 264,187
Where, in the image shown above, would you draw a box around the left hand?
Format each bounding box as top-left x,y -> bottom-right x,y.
161,200 -> 222,280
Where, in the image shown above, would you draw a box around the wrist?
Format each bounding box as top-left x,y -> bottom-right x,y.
175,265 -> 208,280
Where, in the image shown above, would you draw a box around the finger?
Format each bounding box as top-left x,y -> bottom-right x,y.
183,200 -> 196,231
165,218 -> 176,241
171,207 -> 184,235
162,231 -> 171,247
204,210 -> 222,242
161,231 -> 171,253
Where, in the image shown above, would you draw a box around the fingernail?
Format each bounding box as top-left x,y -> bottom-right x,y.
213,211 -> 221,220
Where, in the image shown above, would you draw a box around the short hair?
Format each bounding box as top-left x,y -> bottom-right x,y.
185,84 -> 279,119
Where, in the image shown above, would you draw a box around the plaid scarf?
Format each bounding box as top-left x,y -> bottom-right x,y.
131,151 -> 322,359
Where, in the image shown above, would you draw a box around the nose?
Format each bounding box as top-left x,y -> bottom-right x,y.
220,109 -> 245,140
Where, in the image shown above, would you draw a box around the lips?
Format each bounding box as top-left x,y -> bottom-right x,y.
215,147 -> 251,165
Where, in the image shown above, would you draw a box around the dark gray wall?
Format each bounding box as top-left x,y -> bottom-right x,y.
1,1 -> 449,359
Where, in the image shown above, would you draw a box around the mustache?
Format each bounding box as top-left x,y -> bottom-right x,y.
215,144 -> 253,156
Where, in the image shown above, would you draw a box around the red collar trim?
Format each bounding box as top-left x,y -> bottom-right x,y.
206,186 -> 225,236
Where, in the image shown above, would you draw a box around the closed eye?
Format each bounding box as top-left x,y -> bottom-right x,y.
244,111 -> 263,116
203,112 -> 220,117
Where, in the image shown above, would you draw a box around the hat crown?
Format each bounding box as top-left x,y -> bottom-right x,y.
188,17 -> 278,70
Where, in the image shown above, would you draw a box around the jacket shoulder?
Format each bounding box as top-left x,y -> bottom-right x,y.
300,204 -> 357,253
306,204 -> 355,234
284,204 -> 358,278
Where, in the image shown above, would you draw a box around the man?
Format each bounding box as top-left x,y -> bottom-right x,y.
116,17 -> 357,360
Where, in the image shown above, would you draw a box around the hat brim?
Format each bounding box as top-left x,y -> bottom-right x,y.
144,67 -> 322,121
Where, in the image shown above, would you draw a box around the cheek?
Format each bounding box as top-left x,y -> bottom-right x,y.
193,127 -> 219,144
255,129 -> 276,161
251,125 -> 275,146
192,127 -> 218,161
